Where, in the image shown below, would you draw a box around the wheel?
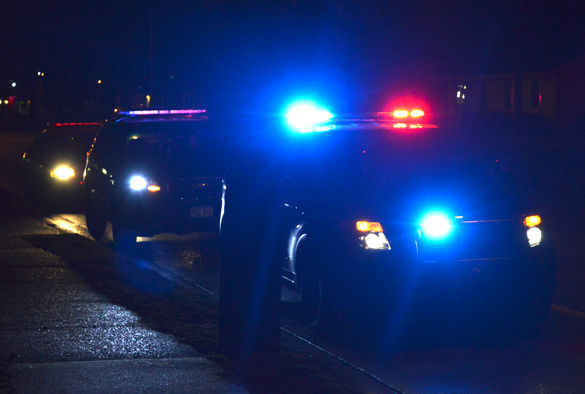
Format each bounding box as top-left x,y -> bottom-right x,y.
295,237 -> 335,330
22,174 -> 38,203
300,264 -> 325,328
85,193 -> 107,241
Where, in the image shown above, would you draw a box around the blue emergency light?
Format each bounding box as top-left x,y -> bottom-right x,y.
420,212 -> 453,240
285,101 -> 333,132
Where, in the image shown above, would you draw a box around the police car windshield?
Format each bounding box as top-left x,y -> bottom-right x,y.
43,133 -> 96,154
290,125 -> 522,217
293,126 -> 495,178
121,122 -> 216,158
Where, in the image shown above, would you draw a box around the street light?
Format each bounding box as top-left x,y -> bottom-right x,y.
11,82 -> 16,88
97,80 -> 102,85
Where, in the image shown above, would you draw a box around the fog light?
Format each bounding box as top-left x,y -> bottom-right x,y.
50,165 -> 75,181
527,227 -> 542,247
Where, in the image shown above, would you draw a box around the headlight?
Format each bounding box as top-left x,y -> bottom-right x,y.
360,232 -> 391,250
128,175 -> 161,192
50,165 -> 75,181
420,212 -> 453,240
526,227 -> 542,247
356,220 -> 391,250
129,175 -> 148,191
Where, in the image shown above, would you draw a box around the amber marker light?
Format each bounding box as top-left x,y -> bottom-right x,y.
147,185 -> 161,192
524,215 -> 541,228
356,221 -> 383,232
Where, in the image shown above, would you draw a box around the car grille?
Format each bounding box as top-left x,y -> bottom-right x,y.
170,177 -> 223,204
419,220 -> 526,262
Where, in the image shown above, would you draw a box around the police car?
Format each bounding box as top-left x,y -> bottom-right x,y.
22,122 -> 101,204
276,101 -> 556,329
83,109 -> 225,245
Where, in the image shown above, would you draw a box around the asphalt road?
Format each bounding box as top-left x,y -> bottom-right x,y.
2,130 -> 585,393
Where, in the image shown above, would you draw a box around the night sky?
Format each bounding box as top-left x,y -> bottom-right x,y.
2,0 -> 584,111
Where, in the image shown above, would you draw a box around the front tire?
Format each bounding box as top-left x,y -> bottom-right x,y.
296,238 -> 335,330
85,193 -> 107,241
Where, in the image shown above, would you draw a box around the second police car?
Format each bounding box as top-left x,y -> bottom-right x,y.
22,122 -> 101,205
83,109 -> 225,245
276,100 -> 556,329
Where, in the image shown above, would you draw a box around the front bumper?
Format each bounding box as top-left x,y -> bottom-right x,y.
317,220 -> 556,312
113,179 -> 224,236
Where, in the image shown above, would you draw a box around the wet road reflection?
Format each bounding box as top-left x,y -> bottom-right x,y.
44,213 -> 585,393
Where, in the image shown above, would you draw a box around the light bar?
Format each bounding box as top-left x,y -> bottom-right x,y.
119,109 -> 206,116
392,108 -> 425,119
285,101 -> 333,131
54,122 -> 101,127
410,109 -> 425,118
392,110 -> 409,118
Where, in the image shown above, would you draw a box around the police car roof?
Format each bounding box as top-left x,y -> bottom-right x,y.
114,109 -> 208,123
48,122 -> 102,134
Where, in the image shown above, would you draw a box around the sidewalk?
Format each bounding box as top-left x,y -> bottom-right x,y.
0,192 -> 247,393
0,132 -> 394,393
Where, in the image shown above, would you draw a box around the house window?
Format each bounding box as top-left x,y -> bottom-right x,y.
531,79 -> 542,107
456,84 -> 467,104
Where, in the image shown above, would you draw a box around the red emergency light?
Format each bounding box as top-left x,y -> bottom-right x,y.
54,122 -> 101,127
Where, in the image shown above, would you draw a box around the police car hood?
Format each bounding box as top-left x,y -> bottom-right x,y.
297,129 -> 540,221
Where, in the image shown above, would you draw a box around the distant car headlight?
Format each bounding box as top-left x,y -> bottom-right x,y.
129,175 -> 148,191
420,212 -> 453,240
50,165 -> 75,181
526,227 -> 542,247
128,175 -> 161,192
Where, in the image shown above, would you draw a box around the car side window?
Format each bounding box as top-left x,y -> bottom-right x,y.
91,128 -> 121,167
26,133 -> 49,161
